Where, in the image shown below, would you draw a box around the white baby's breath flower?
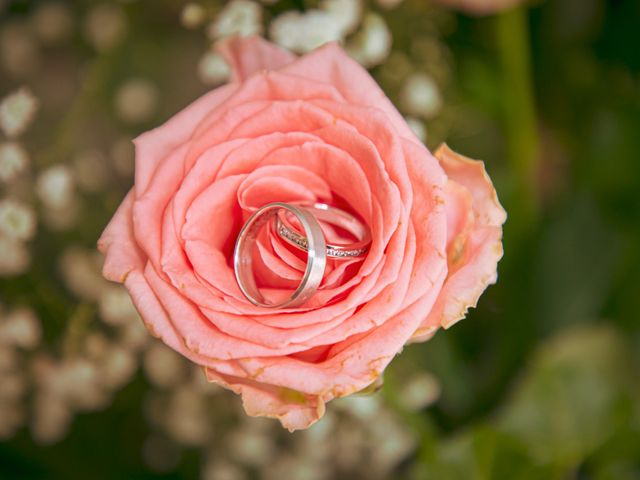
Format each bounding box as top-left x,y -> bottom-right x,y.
36,164 -> 79,229
0,236 -> 30,276
405,116 -> 427,143
31,2 -> 74,44
0,87 -> 39,138
36,164 -> 75,209
115,79 -> 159,124
84,4 -> 127,52
398,372 -> 440,411
36,166 -> 78,228
321,0 -> 363,37
0,198 -> 37,241
346,13 -> 392,68
270,0 -> 362,54
368,411 -> 416,474
334,395 -> 381,420
99,346 -> 137,389
84,332 -> 110,360
228,427 -> 275,467
165,386 -> 212,445
0,142 -> 29,182
46,359 -> 97,400
99,285 -> 138,326
301,411 -> 335,445
197,50 -> 231,86
400,73 -> 443,119
270,10 -> 342,53
0,307 -> 41,349
143,342 -> 187,389
31,392 -> 71,444
181,3 -> 207,29
29,351 -> 134,444
208,0 -> 263,40
118,319 -> 149,352
53,359 -> 108,411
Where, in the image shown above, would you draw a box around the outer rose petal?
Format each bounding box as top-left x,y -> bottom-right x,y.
134,85 -> 236,195
98,190 -> 144,282
414,144 -> 506,335
204,370 -> 326,432
204,270 -> 447,431
436,144 -> 507,229
216,36 -> 296,83
217,36 -> 419,142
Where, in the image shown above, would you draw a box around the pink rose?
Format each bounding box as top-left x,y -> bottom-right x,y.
98,36 -> 505,431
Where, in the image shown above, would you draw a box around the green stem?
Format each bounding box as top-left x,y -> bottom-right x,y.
496,8 -> 540,234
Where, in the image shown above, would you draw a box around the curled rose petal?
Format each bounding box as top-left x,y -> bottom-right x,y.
413,143 -> 506,337
98,37 -> 505,431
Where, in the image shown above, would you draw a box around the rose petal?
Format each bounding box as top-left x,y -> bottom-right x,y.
435,144 -> 507,228
98,190 -> 145,282
134,85 -> 236,195
400,139 -> 448,307
237,164 -> 332,211
204,370 -> 325,432
279,42 -> 419,142
216,35 -> 297,83
414,144 -> 505,334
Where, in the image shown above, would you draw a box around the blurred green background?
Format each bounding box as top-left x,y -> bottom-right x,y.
0,0 -> 639,479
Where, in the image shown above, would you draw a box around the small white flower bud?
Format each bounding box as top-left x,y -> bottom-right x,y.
181,3 -> 207,29
0,87 -> 39,138
208,0 -> 263,40
0,142 -> 29,183
346,13 -> 392,68
84,4 -> 127,52
400,73 -> 443,119
0,307 -> 41,349
115,79 -> 159,124
0,198 -> 36,241
197,50 -> 231,86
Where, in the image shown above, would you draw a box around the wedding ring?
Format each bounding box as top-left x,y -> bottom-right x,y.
234,202 -> 327,308
275,203 -> 371,259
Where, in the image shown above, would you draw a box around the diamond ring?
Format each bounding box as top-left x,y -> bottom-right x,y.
275,203 -> 370,260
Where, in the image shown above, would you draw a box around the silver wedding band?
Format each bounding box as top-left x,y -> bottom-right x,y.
276,203 -> 371,259
234,202 -> 327,308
